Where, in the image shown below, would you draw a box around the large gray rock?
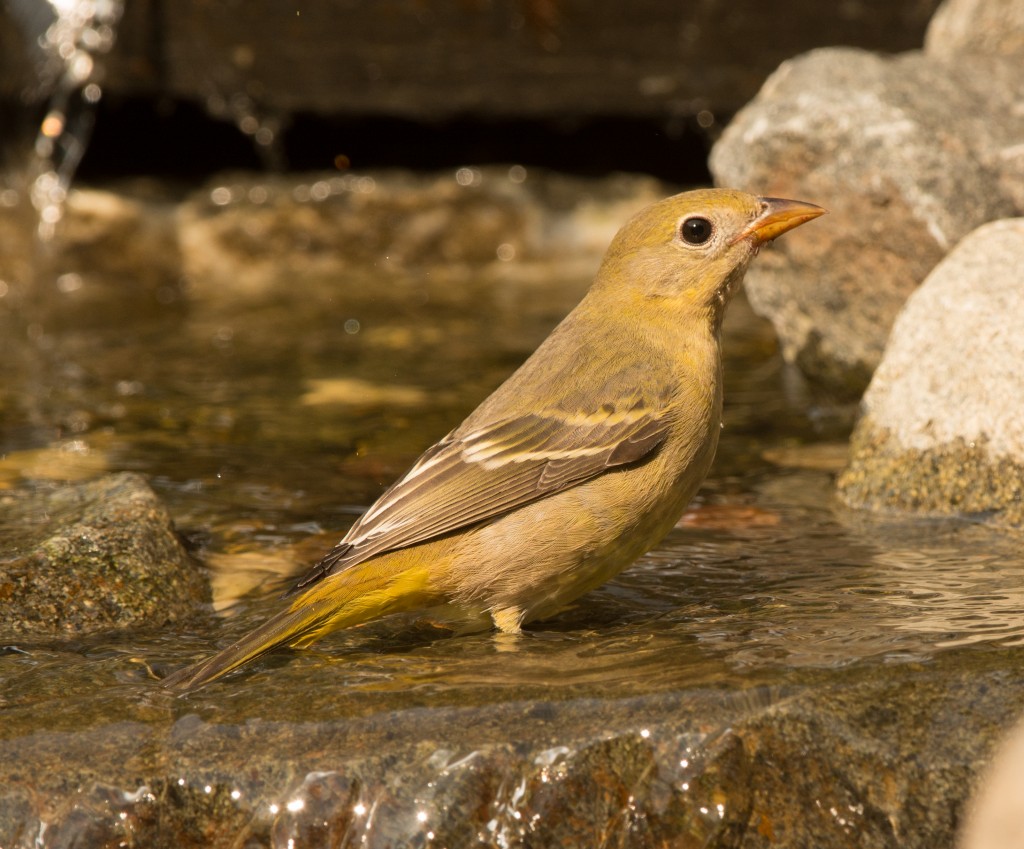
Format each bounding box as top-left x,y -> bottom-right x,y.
837,219 -> 1024,525
0,472 -> 209,637
710,47 -> 1023,393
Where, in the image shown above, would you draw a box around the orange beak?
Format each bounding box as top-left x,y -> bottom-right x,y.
730,197 -> 827,245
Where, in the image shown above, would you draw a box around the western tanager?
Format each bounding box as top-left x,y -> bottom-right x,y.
165,188 -> 824,691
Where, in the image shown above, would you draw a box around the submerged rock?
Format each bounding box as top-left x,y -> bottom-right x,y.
0,472 -> 208,638
837,219 -> 1024,526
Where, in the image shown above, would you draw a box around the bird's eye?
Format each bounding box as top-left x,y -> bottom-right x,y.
680,217 -> 713,245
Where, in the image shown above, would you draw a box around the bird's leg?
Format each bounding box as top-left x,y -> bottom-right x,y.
491,605 -> 526,634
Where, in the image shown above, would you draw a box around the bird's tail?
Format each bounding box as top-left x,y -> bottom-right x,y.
162,555 -> 436,692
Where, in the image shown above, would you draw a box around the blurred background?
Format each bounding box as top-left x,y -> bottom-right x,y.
1,0 -> 941,190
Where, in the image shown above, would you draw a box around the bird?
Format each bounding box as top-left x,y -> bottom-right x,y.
163,188 -> 825,691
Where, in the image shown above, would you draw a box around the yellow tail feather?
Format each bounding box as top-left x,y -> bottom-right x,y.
163,556 -> 436,692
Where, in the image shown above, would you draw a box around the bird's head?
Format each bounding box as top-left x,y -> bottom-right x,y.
592,188 -> 825,322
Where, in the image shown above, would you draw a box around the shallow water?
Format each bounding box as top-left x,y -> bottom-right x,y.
3,184 -> 1022,848
2,201 -> 1023,741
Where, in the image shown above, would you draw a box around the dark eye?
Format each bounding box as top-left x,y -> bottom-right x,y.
680,217 -> 713,245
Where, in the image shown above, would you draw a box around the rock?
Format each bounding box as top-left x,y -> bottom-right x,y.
0,184 -> 183,309
59,187 -> 181,289
709,47 -> 1023,394
176,168 -> 666,298
837,219 -> 1024,525
961,718 -> 1024,849
926,0 -> 1024,60
0,472 -> 209,638
0,648 -> 1013,848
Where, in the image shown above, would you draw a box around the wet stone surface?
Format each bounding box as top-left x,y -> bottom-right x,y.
0,472 -> 208,639
1,648 -> 1021,848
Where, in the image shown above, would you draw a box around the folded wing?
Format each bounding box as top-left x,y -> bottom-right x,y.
291,396 -> 669,591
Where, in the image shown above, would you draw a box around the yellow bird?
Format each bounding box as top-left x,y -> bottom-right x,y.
164,188 -> 824,691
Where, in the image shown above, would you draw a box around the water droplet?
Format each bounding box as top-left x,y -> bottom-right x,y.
56,272 -> 83,293
210,186 -> 232,206
41,112 -> 65,138
455,167 -> 481,187
80,26 -> 102,51
232,44 -> 255,69
507,164 -> 527,183
116,380 -> 144,396
310,181 -> 330,202
40,204 -> 63,224
205,92 -> 227,115
68,50 -> 94,83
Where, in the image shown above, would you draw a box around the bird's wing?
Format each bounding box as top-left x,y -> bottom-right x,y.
290,395 -> 669,591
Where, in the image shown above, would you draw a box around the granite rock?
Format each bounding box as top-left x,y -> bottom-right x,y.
710,47 -> 1023,393
0,472 -> 209,638
926,0 -> 1024,61
837,219 -> 1024,525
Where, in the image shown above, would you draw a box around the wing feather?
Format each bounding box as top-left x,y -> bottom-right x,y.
290,396 -> 669,591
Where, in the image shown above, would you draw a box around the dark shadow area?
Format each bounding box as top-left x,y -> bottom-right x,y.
77,96 -> 716,185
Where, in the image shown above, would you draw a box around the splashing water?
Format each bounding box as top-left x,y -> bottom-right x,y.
201,79 -> 289,171
7,0 -> 123,240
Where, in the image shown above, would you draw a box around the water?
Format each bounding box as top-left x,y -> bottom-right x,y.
2,0 -> 124,240
1,174 -> 1021,846
2,210 -> 1022,717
